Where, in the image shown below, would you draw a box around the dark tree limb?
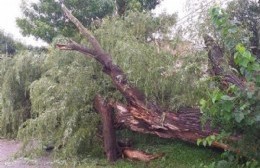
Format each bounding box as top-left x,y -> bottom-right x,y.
203,34 -> 245,89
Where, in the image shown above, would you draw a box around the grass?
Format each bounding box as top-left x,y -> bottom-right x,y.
53,130 -> 222,168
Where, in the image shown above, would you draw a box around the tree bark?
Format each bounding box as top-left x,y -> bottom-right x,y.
94,95 -> 118,162
56,2 -> 237,156
203,34 -> 245,89
112,102 -> 231,150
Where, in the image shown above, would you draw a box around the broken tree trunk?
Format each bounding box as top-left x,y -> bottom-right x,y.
112,102 -> 232,150
94,95 -> 118,162
94,95 -> 166,162
56,2 -> 237,157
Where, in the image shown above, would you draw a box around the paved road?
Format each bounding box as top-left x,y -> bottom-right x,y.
0,139 -> 52,168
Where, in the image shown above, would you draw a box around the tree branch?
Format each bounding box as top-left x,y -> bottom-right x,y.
203,34 -> 245,89
60,2 -> 103,51
56,39 -> 97,56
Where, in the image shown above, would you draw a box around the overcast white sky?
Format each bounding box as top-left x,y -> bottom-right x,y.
0,0 -> 185,46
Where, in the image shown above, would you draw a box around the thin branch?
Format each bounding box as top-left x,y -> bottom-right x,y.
56,40 -> 97,56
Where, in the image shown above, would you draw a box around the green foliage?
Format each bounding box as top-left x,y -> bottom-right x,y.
0,46 -> 111,157
17,0 -> 161,43
234,44 -> 260,79
17,0 -> 115,43
210,7 -> 249,52
200,7 -> 260,161
116,0 -> 160,15
201,50 -> 260,160
199,159 -> 259,168
94,12 -> 208,109
17,49 -> 103,157
226,0 -> 260,59
197,135 -> 217,147
200,46 -> 260,129
0,53 -> 45,137
15,12 -> 212,161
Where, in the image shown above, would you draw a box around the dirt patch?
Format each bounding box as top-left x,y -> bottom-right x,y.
0,139 -> 52,168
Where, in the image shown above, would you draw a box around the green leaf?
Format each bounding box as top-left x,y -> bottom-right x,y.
234,52 -> 240,64
197,139 -> 202,146
221,95 -> 235,101
228,28 -> 237,33
240,59 -> 249,67
203,140 -> 207,147
235,112 -> 245,123
208,140 -> 213,146
256,115 -> 260,122
243,51 -> 254,61
212,90 -> 222,103
251,63 -> 260,71
222,101 -> 234,113
235,43 -> 246,53
200,99 -> 207,107
240,103 -> 249,110
210,135 -> 216,141
247,92 -> 253,99
256,75 -> 260,84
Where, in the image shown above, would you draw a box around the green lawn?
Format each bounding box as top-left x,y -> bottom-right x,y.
55,131 -> 222,168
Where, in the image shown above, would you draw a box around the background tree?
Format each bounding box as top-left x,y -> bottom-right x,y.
16,0 -> 161,43
116,0 -> 160,16
0,31 -> 25,56
16,0 -> 114,43
226,0 -> 260,58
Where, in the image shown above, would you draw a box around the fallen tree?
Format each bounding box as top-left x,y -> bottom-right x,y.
56,2 -> 243,161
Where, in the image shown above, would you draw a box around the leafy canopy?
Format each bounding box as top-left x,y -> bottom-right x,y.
226,0 -> 260,58
16,0 -> 161,43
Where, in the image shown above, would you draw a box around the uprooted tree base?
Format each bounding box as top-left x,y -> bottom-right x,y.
56,2 -> 244,161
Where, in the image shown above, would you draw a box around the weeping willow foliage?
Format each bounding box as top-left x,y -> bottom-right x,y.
0,53 -> 44,138
94,12 -> 209,109
18,50 -> 104,157
0,11 -> 210,158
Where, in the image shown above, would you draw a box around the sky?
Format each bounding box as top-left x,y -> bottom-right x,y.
0,0 -> 185,46
0,0 -> 47,46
